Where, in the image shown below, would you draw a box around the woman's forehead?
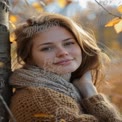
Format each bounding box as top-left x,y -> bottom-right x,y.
32,26 -> 74,44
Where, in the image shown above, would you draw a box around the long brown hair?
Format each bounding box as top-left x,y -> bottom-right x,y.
14,12 -> 109,85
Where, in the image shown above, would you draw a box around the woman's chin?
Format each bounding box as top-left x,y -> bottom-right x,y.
53,67 -> 78,75
43,64 -> 79,75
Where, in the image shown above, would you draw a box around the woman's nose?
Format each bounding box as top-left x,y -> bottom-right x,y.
56,47 -> 69,57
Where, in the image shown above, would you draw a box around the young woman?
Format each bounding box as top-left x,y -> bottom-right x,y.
9,12 -> 122,122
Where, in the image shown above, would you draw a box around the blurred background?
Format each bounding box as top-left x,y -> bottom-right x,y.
9,0 -> 122,113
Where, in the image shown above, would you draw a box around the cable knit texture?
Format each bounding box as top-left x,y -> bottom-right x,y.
9,65 -> 122,122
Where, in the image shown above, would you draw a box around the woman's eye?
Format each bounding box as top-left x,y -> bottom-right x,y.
40,47 -> 53,51
64,42 -> 75,46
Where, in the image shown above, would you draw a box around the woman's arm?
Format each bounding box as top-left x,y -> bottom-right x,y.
82,94 -> 122,122
73,71 -> 122,122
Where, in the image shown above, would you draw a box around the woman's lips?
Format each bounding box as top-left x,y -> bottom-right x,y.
54,59 -> 73,65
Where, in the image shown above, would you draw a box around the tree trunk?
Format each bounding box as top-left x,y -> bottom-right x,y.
0,0 -> 11,122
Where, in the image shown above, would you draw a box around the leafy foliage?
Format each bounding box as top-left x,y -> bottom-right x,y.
105,5 -> 122,33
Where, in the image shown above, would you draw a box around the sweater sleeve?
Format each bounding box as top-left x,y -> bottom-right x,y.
82,94 -> 122,122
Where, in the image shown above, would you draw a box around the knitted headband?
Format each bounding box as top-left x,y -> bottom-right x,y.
22,18 -> 60,38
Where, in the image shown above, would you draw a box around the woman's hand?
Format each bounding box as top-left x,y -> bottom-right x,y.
73,71 -> 98,98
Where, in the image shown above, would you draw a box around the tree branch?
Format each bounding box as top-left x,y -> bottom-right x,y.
94,0 -> 122,18
0,94 -> 16,122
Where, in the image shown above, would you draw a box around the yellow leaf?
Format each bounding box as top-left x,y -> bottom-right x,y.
10,33 -> 16,43
57,0 -> 67,8
105,17 -> 121,27
114,20 -> 122,33
9,21 -> 16,29
9,15 -> 18,23
34,113 -> 54,118
59,119 -> 66,122
32,2 -> 43,12
117,5 -> 122,13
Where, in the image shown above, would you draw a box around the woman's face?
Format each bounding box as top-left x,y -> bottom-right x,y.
31,26 -> 82,75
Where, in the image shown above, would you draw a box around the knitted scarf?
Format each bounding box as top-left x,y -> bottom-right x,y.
9,65 -> 82,103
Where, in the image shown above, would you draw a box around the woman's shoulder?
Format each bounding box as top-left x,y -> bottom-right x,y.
12,86 -> 64,97
11,86 -> 56,99
10,86 -> 79,112
9,87 -> 64,122
10,86 -> 81,121
12,86 -> 77,103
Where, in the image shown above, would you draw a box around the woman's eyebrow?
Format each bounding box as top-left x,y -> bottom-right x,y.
39,38 -> 73,46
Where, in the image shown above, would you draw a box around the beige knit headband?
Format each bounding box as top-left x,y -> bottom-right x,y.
23,19 -> 60,38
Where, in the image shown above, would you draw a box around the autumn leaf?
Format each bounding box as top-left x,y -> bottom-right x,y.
57,0 -> 67,8
117,5 -> 122,13
9,15 -> 18,23
59,119 -> 66,122
9,21 -> 16,28
10,33 -> 16,43
105,5 -> 122,33
32,2 -> 43,12
34,113 -> 54,118
105,17 -> 121,27
114,20 -> 122,33
105,17 -> 122,33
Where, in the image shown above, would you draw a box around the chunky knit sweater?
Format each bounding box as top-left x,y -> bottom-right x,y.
9,87 -> 122,122
9,66 -> 122,122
